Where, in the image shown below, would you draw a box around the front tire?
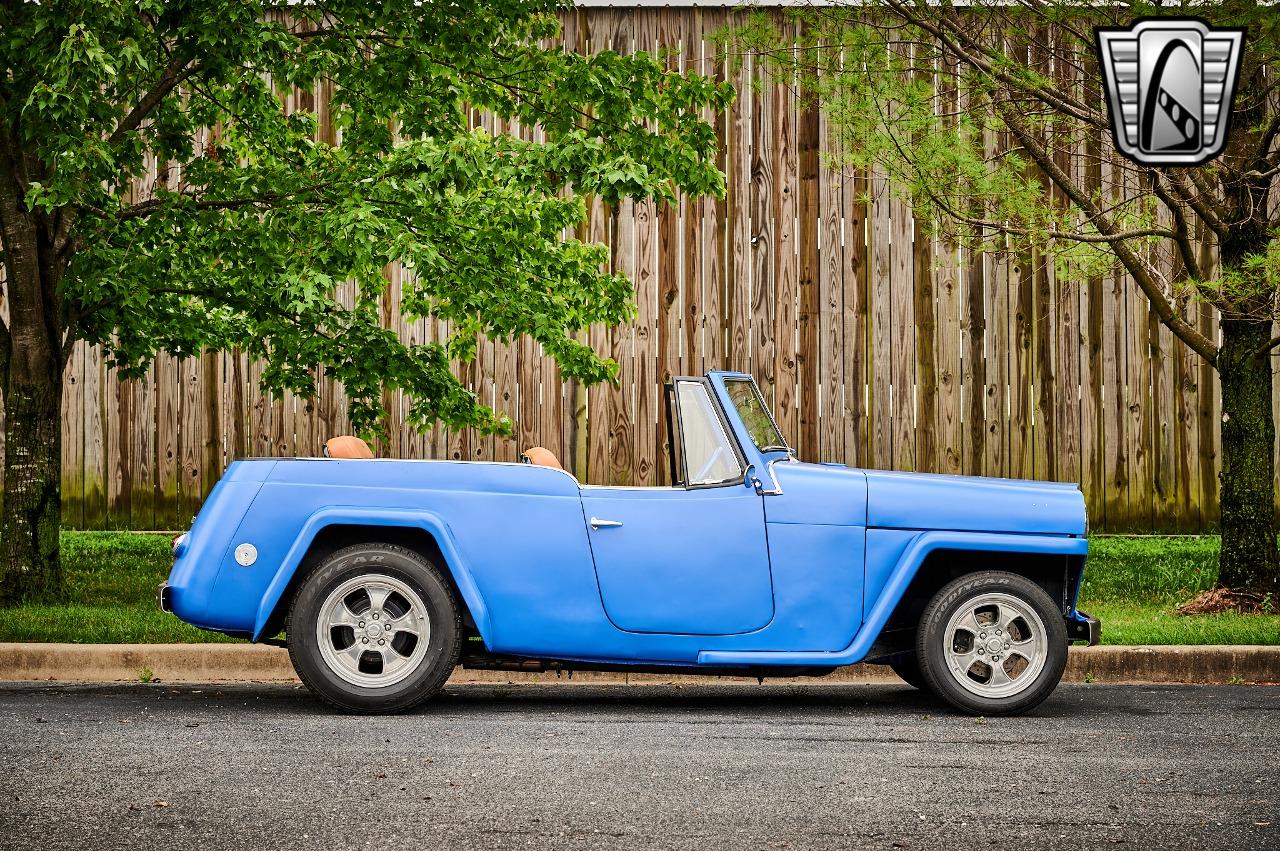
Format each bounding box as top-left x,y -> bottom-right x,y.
916,571 -> 1067,716
287,543 -> 461,713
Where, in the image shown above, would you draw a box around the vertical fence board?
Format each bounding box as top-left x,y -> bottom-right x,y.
772,51 -> 799,454
727,25 -> 752,376
106,366 -> 130,528
154,354 -> 180,530
701,9 -> 727,379
818,94 -> 844,464
797,55 -> 821,462
750,36 -> 777,419
81,344 -> 106,528
841,169 -> 868,468
1102,153 -> 1130,527
1009,249 -> 1033,480
869,170 -> 892,471
125,165 -> 152,526
60,344 -> 85,528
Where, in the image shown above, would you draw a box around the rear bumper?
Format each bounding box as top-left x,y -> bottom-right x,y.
1067,610 -> 1101,646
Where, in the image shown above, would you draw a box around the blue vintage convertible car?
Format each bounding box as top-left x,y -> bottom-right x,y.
162,371 -> 1098,715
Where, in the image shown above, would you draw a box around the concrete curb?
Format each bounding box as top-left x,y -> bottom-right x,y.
1,643 -> 1276,686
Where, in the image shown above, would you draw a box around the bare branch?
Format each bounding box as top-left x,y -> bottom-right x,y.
997,102 -> 1219,365
1258,112 -> 1280,166
925,193 -> 1174,242
1164,171 -> 1229,239
1242,161 -> 1280,183
1146,171 -> 1204,281
1254,330 -> 1280,361
1183,169 -> 1233,227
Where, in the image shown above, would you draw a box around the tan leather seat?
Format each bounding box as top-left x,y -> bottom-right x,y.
522,446 -> 564,471
325,436 -> 374,459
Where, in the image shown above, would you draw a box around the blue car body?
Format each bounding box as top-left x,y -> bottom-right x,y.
165,371 -> 1095,674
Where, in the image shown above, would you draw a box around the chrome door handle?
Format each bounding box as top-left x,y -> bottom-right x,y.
590,517 -> 623,529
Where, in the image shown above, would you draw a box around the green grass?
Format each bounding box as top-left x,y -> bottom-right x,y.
0,532 -> 240,644
0,532 -> 1276,645
1080,536 -> 1279,645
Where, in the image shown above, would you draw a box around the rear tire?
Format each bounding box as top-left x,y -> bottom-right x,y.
287,543 -> 461,713
916,570 -> 1067,716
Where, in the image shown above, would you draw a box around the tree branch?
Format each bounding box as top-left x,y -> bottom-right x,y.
1252,334 -> 1280,361
1164,170 -> 1229,239
883,0 -> 1108,131
1147,170 -> 1204,281
1182,168 -> 1233,227
108,190 -> 291,221
105,52 -> 201,146
924,192 -> 1174,243
997,102 -> 1219,366
1258,112 -> 1280,166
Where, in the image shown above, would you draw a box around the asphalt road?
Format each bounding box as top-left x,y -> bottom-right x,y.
0,682 -> 1275,851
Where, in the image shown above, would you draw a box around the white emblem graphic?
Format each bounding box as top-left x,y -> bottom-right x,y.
1096,19 -> 1244,165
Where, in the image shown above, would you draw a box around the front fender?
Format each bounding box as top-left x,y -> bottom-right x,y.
697,531 -> 1088,667
251,507 -> 492,644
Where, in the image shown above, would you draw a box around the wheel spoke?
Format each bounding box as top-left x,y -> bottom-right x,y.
378,645 -> 409,674
1009,637 -> 1038,660
332,596 -> 363,629
986,660 -> 1013,688
996,603 -> 1023,632
342,641 -> 367,666
366,585 -> 392,616
948,648 -> 979,675
388,625 -> 418,641
388,607 -> 420,636
954,608 -> 982,636
331,600 -> 362,629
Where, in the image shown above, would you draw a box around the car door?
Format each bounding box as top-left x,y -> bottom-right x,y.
580,378 -> 774,635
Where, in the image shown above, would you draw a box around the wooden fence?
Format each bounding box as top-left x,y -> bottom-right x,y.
0,7 -> 1252,532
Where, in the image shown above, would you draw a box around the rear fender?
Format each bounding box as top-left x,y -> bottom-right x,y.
252,507 -> 491,643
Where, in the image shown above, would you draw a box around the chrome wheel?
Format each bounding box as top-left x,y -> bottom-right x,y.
315,573 -> 431,688
941,592 -> 1047,699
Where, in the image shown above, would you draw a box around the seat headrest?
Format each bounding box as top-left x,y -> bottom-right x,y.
325,436 -> 375,459
522,446 -> 564,471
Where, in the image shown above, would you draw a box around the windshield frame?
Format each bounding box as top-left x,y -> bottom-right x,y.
723,377 -> 792,456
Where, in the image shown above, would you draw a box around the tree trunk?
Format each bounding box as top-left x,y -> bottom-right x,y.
0,364 -> 63,603
1216,315 -> 1279,595
0,165 -> 66,603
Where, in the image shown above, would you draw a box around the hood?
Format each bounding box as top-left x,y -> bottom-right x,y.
863,470 -> 1086,536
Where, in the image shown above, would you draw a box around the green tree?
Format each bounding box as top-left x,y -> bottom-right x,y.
736,1 -> 1280,599
0,0 -> 730,603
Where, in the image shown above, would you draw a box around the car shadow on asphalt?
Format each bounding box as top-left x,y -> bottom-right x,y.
0,680 -> 1124,720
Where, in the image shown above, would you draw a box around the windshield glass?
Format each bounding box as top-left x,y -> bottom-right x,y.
675,381 -> 744,485
724,378 -> 790,454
